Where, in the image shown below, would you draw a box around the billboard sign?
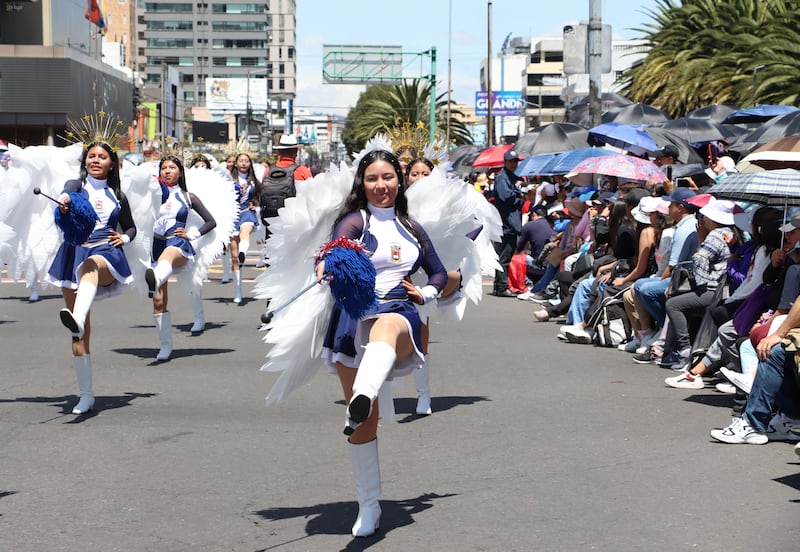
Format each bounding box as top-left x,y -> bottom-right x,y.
206,77 -> 269,111
475,91 -> 524,117
322,44 -> 403,85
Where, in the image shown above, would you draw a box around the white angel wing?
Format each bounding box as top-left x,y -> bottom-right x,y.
466,185 -> 503,276
406,169 -> 479,320
253,161 -> 355,406
176,167 -> 238,290
2,143 -> 81,287
121,160 -> 161,297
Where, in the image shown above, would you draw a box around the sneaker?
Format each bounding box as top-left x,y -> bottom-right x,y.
556,333 -> 569,342
765,413 -> 800,442
632,350 -> 655,364
516,291 -> 534,301
665,370 -> 704,389
710,416 -> 768,444
532,309 -> 550,322
795,442 -> 800,459
719,367 -> 754,395
529,291 -> 553,303
656,349 -> 690,370
564,326 -> 593,345
715,382 -> 737,394
619,336 -> 641,353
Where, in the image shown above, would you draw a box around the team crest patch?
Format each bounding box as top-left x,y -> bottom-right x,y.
390,243 -> 401,263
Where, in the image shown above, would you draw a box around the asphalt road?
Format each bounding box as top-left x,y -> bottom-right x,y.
1,267 -> 798,551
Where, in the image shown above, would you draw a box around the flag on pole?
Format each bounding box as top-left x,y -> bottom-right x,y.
85,0 -> 108,35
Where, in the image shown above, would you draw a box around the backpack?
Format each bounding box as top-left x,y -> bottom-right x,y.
260,163 -> 297,221
586,287 -> 633,347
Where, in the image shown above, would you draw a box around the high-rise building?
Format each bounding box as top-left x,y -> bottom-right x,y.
136,0 -> 297,148
0,0 -> 133,146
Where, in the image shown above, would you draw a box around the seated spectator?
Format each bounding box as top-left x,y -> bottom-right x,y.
709,296 -> 800,445
620,196 -> 672,353
665,209 -> 787,389
659,198 -> 736,368
632,188 -> 699,364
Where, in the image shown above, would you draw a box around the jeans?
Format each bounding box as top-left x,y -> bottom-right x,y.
532,263 -> 558,293
703,320 -> 739,369
567,276 -> 605,325
633,277 -> 670,329
493,234 -> 516,293
665,286 -> 718,352
744,344 -> 800,432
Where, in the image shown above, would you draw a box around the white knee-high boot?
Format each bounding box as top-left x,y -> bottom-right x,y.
72,354 -> 94,414
346,342 -> 397,435
221,248 -> 231,283
348,439 -> 381,538
146,261 -> 173,298
189,289 -> 205,334
232,270 -> 243,304
29,278 -> 40,302
154,312 -> 173,361
60,280 -> 97,339
238,238 -> 250,264
414,355 -> 432,415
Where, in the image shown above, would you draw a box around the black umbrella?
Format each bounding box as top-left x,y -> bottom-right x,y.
728,111 -> 800,156
514,123 -> 589,156
655,117 -> 740,144
450,148 -> 485,177
566,92 -> 632,125
642,127 -> 704,164
602,103 -> 671,125
722,104 -> 799,124
684,104 -> 741,122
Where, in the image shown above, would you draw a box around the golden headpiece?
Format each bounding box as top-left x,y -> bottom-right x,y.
62,111 -> 126,151
386,121 -> 429,160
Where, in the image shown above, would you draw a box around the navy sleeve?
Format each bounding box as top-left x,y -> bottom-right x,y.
331,211 -> 365,241
410,221 -> 448,292
117,194 -> 137,242
189,193 -> 217,236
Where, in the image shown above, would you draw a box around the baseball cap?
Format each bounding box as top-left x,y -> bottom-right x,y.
662,187 -> 696,207
638,196 -> 670,216
655,144 -> 679,159
504,149 -> 521,162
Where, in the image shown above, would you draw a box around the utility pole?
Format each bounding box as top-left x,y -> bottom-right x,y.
486,1 -> 493,146
588,0 -> 603,127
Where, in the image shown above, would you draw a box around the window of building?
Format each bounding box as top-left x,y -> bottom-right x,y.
211,3 -> 267,14
544,52 -> 563,62
147,38 -> 193,48
212,21 -> 267,32
279,79 -> 285,90
287,47 -> 294,59
278,63 -> 284,74
212,39 -> 267,49
145,3 -> 192,13
148,20 -> 193,31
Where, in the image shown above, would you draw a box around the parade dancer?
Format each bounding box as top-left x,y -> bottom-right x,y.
46,139 -> 136,415
317,149 -> 447,536
228,152 -> 261,303
145,156 -> 217,360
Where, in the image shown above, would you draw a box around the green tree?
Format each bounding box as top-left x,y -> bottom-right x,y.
619,0 -> 800,117
342,79 -> 473,155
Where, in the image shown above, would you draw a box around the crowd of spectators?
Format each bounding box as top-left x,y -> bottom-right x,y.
491,157 -> 800,459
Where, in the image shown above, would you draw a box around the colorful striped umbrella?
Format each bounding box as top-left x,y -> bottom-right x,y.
566,153 -> 667,186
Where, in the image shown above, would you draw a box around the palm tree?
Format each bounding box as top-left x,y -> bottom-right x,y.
342,79 -> 473,154
619,0 -> 800,116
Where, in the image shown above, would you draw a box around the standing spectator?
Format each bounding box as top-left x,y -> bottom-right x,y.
491,149 -> 524,297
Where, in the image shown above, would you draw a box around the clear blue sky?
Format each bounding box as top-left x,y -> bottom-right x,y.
294,0 -> 660,115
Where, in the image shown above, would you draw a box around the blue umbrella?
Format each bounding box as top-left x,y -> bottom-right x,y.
708,169 -> 800,207
515,153 -> 558,177
588,122 -> 659,156
722,105 -> 799,124
541,147 -> 616,175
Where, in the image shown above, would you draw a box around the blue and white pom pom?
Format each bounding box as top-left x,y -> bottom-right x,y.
54,192 -> 98,245
316,237 -> 377,318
